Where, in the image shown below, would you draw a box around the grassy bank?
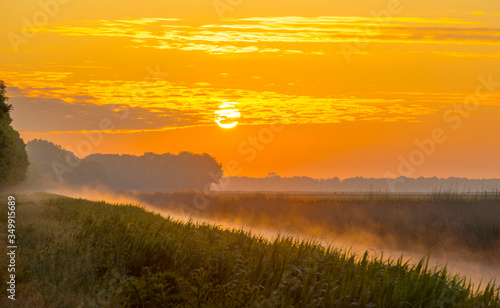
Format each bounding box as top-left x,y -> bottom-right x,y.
1,195 -> 499,307
135,192 -> 500,257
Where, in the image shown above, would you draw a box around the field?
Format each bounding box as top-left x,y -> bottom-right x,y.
1,193 -> 499,307
135,191 -> 500,258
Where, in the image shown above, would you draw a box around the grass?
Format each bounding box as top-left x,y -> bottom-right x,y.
1,194 -> 499,307
135,191 -> 500,257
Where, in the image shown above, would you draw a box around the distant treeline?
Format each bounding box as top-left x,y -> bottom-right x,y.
24,139 -> 222,191
214,175 -> 500,193
22,140 -> 500,193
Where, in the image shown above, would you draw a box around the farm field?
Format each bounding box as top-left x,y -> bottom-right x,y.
3,0 -> 500,306
1,193 -> 499,307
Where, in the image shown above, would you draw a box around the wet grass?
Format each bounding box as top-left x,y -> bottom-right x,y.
136,191 -> 500,254
1,194 -> 499,307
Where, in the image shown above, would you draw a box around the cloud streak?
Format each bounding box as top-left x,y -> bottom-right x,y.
28,17 -> 500,55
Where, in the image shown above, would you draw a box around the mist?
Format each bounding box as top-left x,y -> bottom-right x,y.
16,139 -> 500,291
19,186 -> 499,290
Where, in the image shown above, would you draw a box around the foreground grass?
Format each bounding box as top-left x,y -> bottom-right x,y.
1,195 -> 499,307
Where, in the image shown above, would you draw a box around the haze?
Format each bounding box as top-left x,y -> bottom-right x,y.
2,0 -> 500,179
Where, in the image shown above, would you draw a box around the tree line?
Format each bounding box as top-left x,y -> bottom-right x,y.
0,81 -> 29,189
25,139 -> 223,191
214,174 -> 500,193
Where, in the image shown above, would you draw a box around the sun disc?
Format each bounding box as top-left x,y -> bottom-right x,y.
214,103 -> 240,129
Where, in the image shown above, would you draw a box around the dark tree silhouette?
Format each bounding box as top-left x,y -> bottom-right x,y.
26,139 -> 107,187
85,152 -> 223,191
25,139 -> 223,191
0,81 -> 29,188
216,175 -> 500,193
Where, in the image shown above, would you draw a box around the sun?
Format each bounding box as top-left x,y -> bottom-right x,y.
214,103 -> 241,129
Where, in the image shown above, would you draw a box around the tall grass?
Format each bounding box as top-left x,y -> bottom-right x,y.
1,195 -> 499,307
135,191 -> 500,256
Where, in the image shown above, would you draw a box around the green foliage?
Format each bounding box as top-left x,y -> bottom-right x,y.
5,195 -> 499,307
121,268 -> 186,307
0,81 -> 13,125
0,80 -> 29,188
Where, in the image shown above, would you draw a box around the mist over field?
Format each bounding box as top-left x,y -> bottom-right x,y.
19,183 -> 499,291
3,0 -> 500,303
14,140 -> 500,289
2,138 -> 499,306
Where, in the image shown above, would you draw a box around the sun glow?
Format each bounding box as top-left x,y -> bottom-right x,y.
214,103 -> 241,129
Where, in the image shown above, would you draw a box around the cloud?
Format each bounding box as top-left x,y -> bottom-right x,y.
8,79 -> 446,134
25,16 -> 500,56
9,95 -> 205,133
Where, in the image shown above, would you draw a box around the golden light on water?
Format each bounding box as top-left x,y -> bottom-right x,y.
214,103 -> 241,129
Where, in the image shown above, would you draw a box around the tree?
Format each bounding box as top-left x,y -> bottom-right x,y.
85,152 -> 223,191
0,81 -> 29,188
26,139 -> 107,187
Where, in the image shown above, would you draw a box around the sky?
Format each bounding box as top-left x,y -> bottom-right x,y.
1,0 -> 500,179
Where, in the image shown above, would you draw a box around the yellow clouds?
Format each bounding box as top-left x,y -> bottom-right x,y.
30,16 -> 500,56
5,67 -> 443,135
4,14 -> 500,135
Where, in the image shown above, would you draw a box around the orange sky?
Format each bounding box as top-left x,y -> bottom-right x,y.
1,0 -> 500,178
